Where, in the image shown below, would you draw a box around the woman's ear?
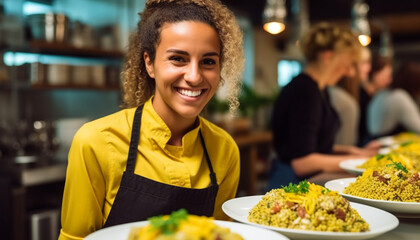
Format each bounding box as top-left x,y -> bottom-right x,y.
144,52 -> 155,78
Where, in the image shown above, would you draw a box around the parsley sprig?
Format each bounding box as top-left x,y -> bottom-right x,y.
148,209 -> 188,235
386,159 -> 408,173
282,180 -> 310,193
376,154 -> 387,161
401,141 -> 413,147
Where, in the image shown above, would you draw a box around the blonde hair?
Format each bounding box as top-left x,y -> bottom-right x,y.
121,0 -> 244,113
300,22 -> 362,63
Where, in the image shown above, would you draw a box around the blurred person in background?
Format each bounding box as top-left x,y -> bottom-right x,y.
358,53 -> 393,145
367,61 -> 420,138
329,69 -> 361,146
58,0 -> 244,239
268,22 -> 378,190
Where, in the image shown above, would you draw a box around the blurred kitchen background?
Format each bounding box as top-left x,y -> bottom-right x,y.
1,0 -> 420,239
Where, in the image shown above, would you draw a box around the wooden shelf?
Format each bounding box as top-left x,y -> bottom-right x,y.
10,40 -> 124,59
30,83 -> 120,91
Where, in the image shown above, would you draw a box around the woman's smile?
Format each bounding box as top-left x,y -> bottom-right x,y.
175,87 -> 207,98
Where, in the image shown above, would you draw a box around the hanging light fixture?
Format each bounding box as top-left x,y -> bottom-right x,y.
351,0 -> 371,46
263,0 -> 287,34
377,20 -> 394,58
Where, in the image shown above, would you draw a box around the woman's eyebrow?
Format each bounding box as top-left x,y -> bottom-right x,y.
203,52 -> 220,57
166,49 -> 219,57
166,49 -> 188,55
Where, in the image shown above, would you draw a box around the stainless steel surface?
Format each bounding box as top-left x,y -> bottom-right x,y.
1,159 -> 67,187
30,208 -> 60,240
22,163 -> 67,187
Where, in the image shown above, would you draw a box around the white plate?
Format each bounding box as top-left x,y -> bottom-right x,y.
339,159 -> 367,175
376,136 -> 396,147
222,195 -> 398,240
85,219 -> 289,240
325,178 -> 420,217
378,147 -> 392,154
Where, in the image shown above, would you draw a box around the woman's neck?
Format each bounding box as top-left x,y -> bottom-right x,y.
304,63 -> 328,90
151,97 -> 198,146
165,116 -> 198,146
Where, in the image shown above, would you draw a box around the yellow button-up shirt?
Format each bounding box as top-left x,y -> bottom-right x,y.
58,98 -> 240,240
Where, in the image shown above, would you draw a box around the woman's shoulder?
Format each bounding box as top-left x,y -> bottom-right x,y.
199,117 -> 240,162
284,73 -> 318,95
391,88 -> 412,99
329,86 -> 358,110
199,117 -> 237,146
74,108 -> 135,142
288,73 -> 315,86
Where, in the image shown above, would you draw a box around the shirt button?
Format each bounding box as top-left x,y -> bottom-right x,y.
178,180 -> 185,186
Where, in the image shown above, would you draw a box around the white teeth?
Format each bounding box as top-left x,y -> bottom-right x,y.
178,89 -> 202,97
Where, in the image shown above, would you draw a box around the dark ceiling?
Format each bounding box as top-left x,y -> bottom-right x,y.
222,0 -> 420,44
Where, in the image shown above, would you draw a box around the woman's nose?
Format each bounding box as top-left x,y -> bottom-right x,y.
184,62 -> 202,84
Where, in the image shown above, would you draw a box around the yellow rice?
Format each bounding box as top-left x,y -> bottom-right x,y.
248,182 -> 369,232
344,165 -> 420,202
127,211 -> 243,240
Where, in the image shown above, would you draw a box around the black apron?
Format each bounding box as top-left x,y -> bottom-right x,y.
103,105 -> 219,228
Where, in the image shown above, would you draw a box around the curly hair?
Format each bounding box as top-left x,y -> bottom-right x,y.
121,0 -> 244,113
300,22 -> 362,63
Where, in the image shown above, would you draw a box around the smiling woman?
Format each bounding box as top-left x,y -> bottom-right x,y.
58,1 -> 245,240
144,21 -> 221,130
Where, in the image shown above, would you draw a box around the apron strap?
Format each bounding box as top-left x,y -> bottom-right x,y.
199,130 -> 217,185
126,105 -> 216,185
126,105 -> 144,172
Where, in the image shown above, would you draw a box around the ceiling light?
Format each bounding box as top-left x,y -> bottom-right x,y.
351,0 -> 371,46
263,0 -> 287,35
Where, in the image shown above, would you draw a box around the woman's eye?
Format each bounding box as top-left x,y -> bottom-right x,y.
201,58 -> 216,65
169,56 -> 185,62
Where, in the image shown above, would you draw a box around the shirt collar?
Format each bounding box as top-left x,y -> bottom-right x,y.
142,97 -> 203,152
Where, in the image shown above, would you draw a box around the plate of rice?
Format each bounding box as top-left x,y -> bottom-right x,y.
326,163 -> 420,217
85,209 -> 288,240
222,181 -> 398,240
340,144 -> 420,175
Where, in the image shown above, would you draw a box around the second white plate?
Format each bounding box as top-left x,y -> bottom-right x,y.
325,178 -> 420,217
222,195 -> 398,240
339,159 -> 367,175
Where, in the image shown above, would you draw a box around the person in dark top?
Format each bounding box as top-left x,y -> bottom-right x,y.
268,22 -> 378,190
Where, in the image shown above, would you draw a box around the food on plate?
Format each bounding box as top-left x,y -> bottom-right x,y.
358,142 -> 420,171
344,163 -> 420,202
357,153 -> 414,170
393,132 -> 420,144
248,180 -> 369,232
127,209 -> 244,240
390,141 -> 420,170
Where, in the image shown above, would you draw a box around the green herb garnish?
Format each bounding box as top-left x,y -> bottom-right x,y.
376,154 -> 386,161
322,188 -> 331,194
282,180 -> 310,193
401,141 -> 413,147
148,209 -> 188,235
386,159 -> 408,173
